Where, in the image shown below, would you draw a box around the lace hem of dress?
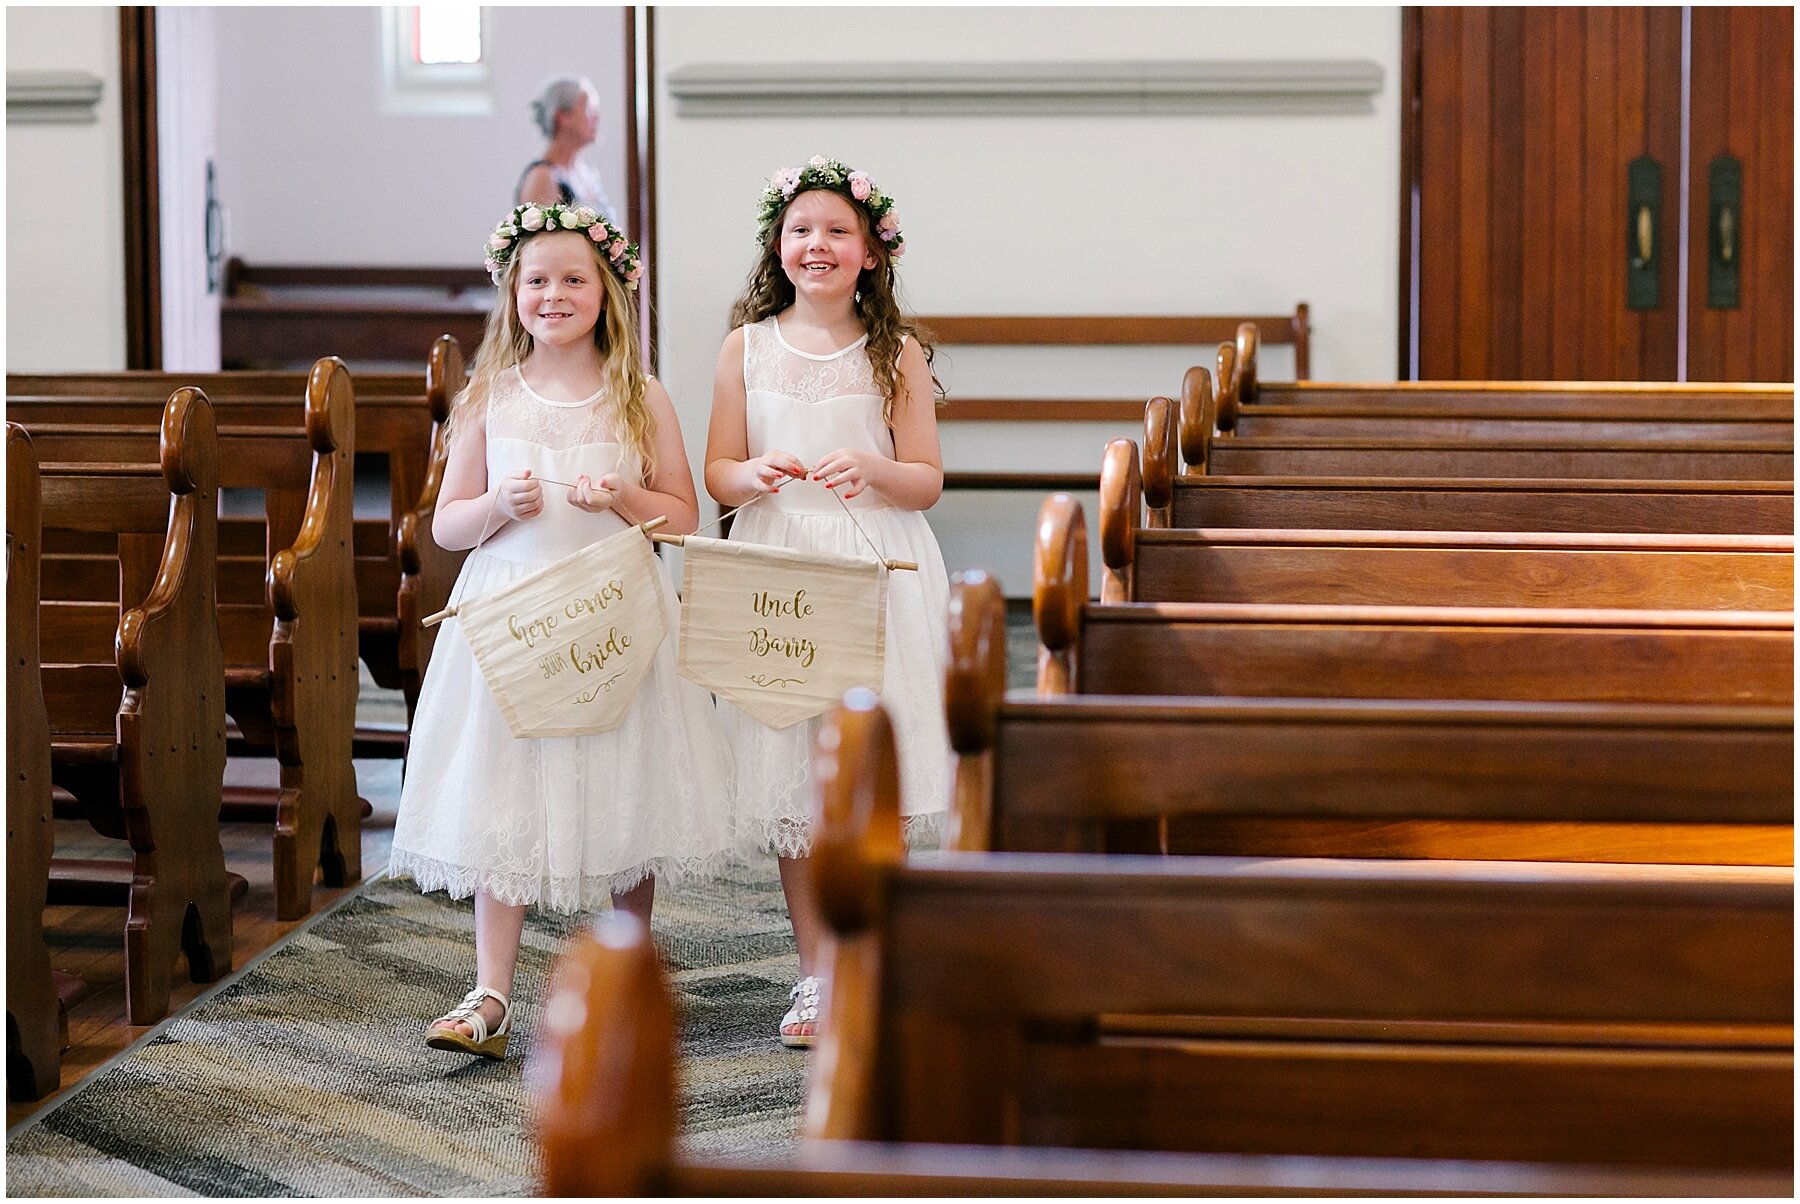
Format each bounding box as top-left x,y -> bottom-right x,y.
745,809 -> 946,860
388,846 -> 740,915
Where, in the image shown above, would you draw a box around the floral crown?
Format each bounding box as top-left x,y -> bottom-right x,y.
483,203 -> 643,290
757,156 -> 905,259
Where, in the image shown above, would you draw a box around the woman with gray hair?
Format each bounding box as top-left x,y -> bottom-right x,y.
516,75 -> 618,222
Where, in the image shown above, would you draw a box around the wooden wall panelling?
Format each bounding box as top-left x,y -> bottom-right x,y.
1687,6 -> 1795,382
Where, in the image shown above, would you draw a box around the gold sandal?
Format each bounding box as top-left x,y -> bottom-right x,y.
426,986 -> 512,1059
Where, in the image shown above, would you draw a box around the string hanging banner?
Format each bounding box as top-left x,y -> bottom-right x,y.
455,525 -> 668,738
678,534 -> 886,729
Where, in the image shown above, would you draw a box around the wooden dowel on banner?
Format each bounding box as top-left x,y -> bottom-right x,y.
421,516 -> 678,628
422,511 -> 920,628
651,525 -> 917,572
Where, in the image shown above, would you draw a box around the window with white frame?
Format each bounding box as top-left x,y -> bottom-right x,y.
380,6 -> 493,115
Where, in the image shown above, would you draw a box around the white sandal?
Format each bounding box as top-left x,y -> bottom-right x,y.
426,986 -> 512,1059
780,976 -> 820,1049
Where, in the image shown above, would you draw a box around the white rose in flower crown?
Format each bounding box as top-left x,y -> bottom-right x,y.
520,206 -> 546,231
808,155 -> 827,168
562,209 -> 583,230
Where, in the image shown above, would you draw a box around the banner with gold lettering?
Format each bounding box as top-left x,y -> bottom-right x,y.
678,535 -> 886,730
455,526 -> 668,737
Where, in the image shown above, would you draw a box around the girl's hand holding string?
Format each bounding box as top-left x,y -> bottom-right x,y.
811,448 -> 878,500
745,450 -> 808,495
496,469 -> 544,521
567,473 -> 618,514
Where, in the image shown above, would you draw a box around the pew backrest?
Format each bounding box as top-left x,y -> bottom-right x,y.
1099,436 -> 1795,608
809,697 -> 1795,1170
1037,494 -> 1794,704
946,573 -> 1793,863
533,905 -> 1795,1197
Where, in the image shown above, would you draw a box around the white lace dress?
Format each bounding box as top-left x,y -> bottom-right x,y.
390,366 -> 736,913
722,317 -> 951,855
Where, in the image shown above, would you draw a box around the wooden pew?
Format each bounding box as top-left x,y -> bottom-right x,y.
1205,337 -> 1794,443
1034,495 -> 1792,705
532,909 -> 1789,1198
219,258 -> 488,368
30,396 -> 235,1024
945,571 -> 1790,865
1187,436 -> 1790,482
22,361 -> 361,921
1220,321 -> 1793,424
921,309 -> 1308,497
802,696 -> 1793,1173
1181,371 -> 1793,481
1099,429 -> 1794,609
8,335 -> 469,741
1167,471 -> 1793,534
1153,342 -> 1794,533
7,425 -> 59,1099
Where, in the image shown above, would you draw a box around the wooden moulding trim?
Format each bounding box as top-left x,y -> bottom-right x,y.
667,59 -> 1384,117
1273,380 -> 1796,397
223,260 -> 491,292
918,314 -> 1301,346
1139,528 -> 1796,552
1172,475 -> 1797,494
1101,600 -> 1794,631
939,399 -> 1145,422
996,696 -> 1796,731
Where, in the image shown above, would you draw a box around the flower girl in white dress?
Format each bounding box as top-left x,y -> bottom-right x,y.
392,204 -> 733,1059
704,157 -> 951,1048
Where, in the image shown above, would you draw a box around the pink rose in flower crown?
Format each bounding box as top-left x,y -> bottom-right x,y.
877,213 -> 899,235
848,172 -> 873,202
892,240 -> 907,257
627,262 -> 644,282
608,238 -> 627,261
520,206 -> 546,231
587,224 -> 608,244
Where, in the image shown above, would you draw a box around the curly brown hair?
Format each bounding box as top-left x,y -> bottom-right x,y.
727,188 -> 943,424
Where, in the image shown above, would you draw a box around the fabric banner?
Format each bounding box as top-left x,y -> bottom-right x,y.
456,526 -> 667,738
678,534 -> 886,730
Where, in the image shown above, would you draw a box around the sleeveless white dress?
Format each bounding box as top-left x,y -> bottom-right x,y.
390,366 -> 736,913
722,317 -> 951,855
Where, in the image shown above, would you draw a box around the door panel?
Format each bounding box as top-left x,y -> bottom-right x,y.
1419,8 -> 1683,381
1687,6 -> 1795,382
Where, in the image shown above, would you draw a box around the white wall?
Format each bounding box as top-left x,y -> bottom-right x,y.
654,6 -> 1402,594
212,5 -> 632,265
6,5 -> 128,370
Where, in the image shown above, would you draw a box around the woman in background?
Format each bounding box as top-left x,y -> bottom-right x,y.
516,75 -> 618,223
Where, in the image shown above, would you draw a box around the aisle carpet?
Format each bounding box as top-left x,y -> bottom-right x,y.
6,863 -> 806,1197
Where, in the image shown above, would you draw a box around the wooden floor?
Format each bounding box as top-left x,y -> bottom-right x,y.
8,755 -> 401,1130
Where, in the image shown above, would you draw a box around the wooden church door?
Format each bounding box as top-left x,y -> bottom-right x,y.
1407,6 -> 1793,382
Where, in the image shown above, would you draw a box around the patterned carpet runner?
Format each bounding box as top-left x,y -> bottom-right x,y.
6,864 -> 806,1197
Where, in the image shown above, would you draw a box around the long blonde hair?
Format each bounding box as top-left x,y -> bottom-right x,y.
448,234 -> 656,479
728,190 -> 942,424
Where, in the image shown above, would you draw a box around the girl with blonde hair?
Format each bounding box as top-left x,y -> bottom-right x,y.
393,204 -> 732,1060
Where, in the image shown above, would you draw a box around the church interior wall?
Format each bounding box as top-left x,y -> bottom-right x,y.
6,5 -> 130,371
654,5 -> 1402,592
6,4 -> 1400,592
